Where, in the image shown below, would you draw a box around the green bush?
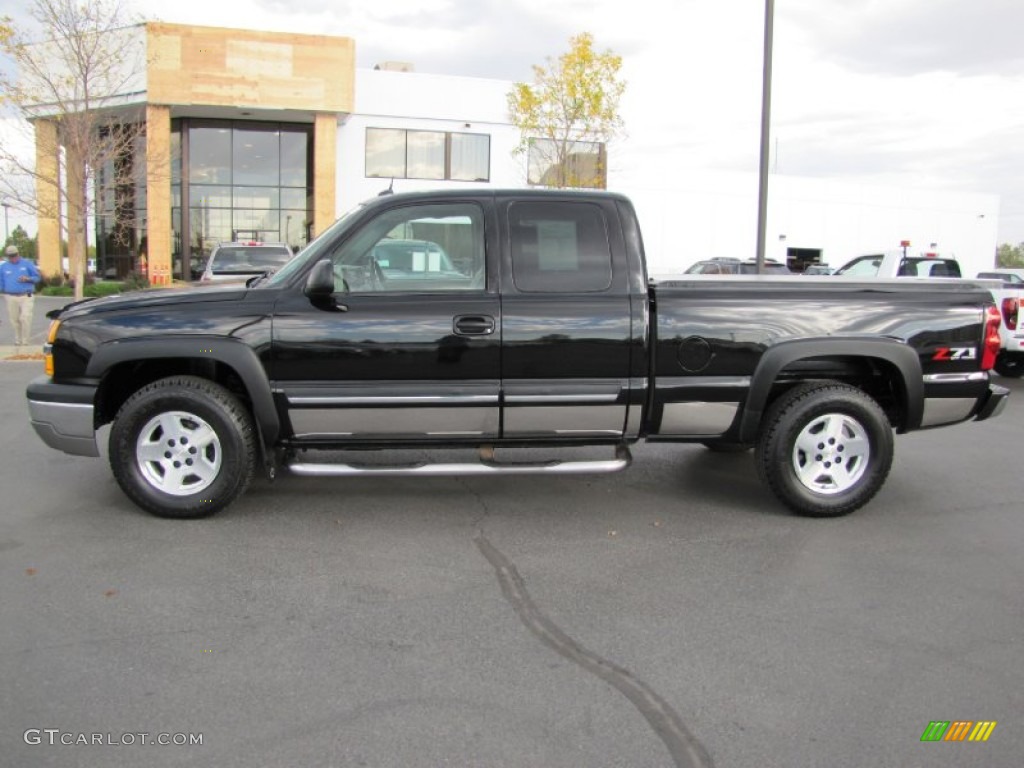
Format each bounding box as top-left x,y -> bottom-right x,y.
40,281 -> 127,298
122,271 -> 150,291
86,282 -> 127,297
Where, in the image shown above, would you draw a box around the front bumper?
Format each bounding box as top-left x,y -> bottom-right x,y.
26,376 -> 99,457
975,382 -> 1010,422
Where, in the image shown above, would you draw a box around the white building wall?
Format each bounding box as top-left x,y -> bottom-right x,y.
341,69 -> 1000,277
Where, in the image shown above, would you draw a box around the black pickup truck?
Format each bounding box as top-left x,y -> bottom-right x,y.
26,189 -> 1008,519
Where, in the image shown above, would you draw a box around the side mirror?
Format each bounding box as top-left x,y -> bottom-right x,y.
304,259 -> 349,310
304,259 -> 336,298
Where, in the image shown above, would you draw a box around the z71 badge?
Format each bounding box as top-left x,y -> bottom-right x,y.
932,346 -> 977,361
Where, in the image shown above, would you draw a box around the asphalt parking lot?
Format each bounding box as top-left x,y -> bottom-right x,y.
1,357 -> 1021,768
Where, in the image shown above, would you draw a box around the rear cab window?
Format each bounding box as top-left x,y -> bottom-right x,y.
508,202 -> 612,292
897,258 -> 961,277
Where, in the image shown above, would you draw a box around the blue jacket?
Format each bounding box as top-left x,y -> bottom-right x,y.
0,258 -> 41,295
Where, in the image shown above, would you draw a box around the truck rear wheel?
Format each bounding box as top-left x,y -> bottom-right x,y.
109,376 -> 256,518
756,382 -> 893,517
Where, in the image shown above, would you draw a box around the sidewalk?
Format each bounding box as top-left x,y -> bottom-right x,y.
3,295 -> 66,361
0,345 -> 44,362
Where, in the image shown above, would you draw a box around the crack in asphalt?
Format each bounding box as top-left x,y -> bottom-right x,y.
474,533 -> 714,768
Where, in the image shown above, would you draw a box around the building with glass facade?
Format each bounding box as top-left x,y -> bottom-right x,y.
32,22 -> 352,284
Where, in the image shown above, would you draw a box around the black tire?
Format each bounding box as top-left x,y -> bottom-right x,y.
994,352 -> 1024,378
701,441 -> 753,453
108,376 -> 257,519
756,382 -> 893,517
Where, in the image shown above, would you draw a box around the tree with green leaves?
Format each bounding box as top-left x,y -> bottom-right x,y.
996,242 -> 1024,268
4,224 -> 37,260
508,32 -> 626,189
0,0 -> 145,299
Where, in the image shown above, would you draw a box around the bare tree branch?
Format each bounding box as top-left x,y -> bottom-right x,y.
0,0 -> 147,298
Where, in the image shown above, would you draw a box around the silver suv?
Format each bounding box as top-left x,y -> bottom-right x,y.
199,242 -> 294,282
684,257 -> 792,275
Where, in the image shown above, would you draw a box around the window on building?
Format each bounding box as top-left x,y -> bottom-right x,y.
508,202 -> 612,293
407,131 -> 445,179
450,133 -> 490,181
527,138 -> 607,189
365,128 -> 406,178
365,128 -> 490,182
179,120 -> 312,274
232,127 -> 281,186
95,126 -> 148,279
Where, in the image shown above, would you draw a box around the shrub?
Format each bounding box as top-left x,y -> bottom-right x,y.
39,281 -> 126,297
122,271 -> 150,291
85,282 -> 126,297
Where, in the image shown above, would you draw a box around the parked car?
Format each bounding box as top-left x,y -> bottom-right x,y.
803,264 -> 834,275
977,268 -> 1024,286
685,257 -> 791,275
200,242 -> 294,282
835,252 -> 962,278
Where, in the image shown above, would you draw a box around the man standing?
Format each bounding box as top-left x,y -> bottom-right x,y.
1,245 -> 42,346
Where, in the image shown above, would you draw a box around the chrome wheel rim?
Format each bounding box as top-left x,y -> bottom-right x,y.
135,411 -> 222,496
792,413 -> 870,495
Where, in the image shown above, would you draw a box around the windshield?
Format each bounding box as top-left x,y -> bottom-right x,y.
211,246 -> 291,271
263,204 -> 366,287
835,256 -> 881,276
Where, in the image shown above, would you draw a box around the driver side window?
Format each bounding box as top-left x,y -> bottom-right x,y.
329,203 -> 485,293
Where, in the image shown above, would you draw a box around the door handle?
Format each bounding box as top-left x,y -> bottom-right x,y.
453,315 -> 495,336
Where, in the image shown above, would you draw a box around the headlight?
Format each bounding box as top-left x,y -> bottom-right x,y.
44,319 -> 60,377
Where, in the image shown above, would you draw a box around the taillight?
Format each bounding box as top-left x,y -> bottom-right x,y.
1002,296 -> 1019,331
981,304 -> 1001,371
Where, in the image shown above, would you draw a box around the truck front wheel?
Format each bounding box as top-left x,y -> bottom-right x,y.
109,376 -> 257,518
756,382 -> 893,517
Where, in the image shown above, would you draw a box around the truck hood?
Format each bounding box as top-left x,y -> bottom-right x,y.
49,284 -> 251,321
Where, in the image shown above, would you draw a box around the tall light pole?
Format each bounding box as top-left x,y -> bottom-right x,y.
1,200 -> 9,246
755,0 -> 775,272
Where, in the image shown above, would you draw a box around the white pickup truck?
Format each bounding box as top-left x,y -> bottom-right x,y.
834,251 -> 964,278
977,274 -> 1024,377
835,253 -> 1023,377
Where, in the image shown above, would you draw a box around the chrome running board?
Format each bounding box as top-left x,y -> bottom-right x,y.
287,445 -> 632,477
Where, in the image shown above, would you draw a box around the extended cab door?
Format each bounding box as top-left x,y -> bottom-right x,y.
270,200 -> 500,441
498,197 -> 636,438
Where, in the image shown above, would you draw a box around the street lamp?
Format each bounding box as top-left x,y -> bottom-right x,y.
755,0 -> 775,273
1,200 -> 10,246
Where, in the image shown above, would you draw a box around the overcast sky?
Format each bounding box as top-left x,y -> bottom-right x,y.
4,0 -> 1023,244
